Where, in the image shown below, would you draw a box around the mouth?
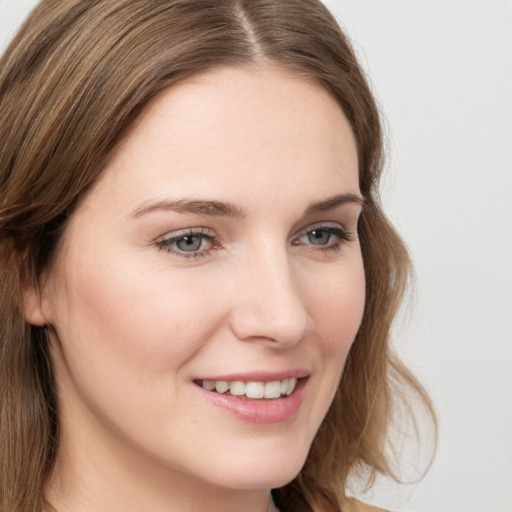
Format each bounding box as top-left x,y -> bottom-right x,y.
193,375 -> 309,423
194,377 -> 299,400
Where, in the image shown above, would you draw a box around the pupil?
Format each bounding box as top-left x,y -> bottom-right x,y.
308,230 -> 329,245
177,236 -> 202,251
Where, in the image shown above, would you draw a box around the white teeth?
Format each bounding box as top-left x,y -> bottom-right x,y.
246,381 -> 264,399
202,380 -> 216,391
286,378 -> 297,396
215,380 -> 229,394
200,377 -> 298,398
264,381 -> 282,399
229,381 -> 245,396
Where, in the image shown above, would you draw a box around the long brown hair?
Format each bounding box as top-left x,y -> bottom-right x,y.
0,1 -> 435,511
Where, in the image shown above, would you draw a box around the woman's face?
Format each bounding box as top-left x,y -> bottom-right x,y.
34,66 -> 364,494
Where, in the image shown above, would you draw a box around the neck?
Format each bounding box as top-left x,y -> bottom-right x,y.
46,495 -> 279,512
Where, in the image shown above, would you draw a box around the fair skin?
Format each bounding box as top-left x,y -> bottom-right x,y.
25,66 -> 364,512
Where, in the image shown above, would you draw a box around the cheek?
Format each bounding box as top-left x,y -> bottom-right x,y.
309,256 -> 366,357
48,251 -> 224,422
293,254 -> 365,441
48,255 -> 227,449
308,253 -> 365,412
61,263 -> 217,372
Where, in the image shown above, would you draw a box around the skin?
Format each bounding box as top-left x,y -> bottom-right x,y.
25,65 -> 365,512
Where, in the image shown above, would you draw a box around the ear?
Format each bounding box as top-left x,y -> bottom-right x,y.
22,284 -> 49,326
20,257 -> 53,327
2,240 -> 52,326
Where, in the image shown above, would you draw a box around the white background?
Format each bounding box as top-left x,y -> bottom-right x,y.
1,1 -> 511,511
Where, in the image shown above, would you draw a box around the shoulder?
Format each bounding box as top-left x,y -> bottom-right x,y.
342,497 -> 390,512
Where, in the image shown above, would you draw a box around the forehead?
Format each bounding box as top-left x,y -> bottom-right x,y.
74,65 -> 360,225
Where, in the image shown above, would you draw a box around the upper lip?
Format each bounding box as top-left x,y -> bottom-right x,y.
195,369 -> 310,382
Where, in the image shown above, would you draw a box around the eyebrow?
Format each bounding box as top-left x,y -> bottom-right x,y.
131,198 -> 247,219
130,193 -> 363,220
303,193 -> 364,215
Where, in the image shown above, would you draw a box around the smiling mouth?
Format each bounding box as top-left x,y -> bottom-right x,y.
194,378 -> 299,400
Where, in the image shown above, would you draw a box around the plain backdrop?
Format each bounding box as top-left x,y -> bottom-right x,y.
1,1 -> 511,511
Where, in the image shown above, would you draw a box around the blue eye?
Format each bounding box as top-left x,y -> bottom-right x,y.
157,229 -> 214,258
174,235 -> 206,252
304,229 -> 334,246
295,225 -> 353,251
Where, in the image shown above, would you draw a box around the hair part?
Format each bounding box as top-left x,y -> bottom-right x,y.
0,1 -> 435,511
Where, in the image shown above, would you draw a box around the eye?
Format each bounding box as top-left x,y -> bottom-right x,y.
293,224 -> 354,252
303,229 -> 334,246
156,228 -> 216,258
174,235 -> 206,252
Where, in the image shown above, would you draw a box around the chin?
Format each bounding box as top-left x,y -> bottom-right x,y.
217,469 -> 301,492
205,445 -> 309,491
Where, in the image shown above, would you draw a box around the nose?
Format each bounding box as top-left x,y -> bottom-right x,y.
228,244 -> 314,347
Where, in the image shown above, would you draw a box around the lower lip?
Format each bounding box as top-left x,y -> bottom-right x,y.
194,378 -> 308,424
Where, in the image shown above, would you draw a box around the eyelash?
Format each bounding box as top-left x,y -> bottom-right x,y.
156,228 -> 216,259
292,225 -> 355,254
156,224 -> 355,259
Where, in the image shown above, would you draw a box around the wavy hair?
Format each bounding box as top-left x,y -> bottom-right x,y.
0,1 -> 435,510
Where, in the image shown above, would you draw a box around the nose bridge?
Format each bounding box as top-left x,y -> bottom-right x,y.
229,238 -> 313,345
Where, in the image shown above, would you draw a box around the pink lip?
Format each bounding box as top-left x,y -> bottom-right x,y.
196,369 -> 310,382
193,376 -> 309,424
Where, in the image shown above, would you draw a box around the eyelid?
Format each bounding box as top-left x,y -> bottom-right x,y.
293,221 -> 353,240
291,221 -> 356,254
155,227 -> 218,258
155,226 -> 214,243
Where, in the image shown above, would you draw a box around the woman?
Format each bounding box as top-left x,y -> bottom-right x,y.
0,1 -> 435,511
